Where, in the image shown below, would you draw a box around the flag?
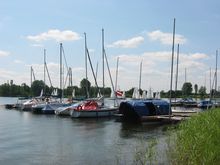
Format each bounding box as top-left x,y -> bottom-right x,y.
115,90 -> 123,97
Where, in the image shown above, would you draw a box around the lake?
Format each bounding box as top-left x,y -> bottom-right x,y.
0,97 -> 171,165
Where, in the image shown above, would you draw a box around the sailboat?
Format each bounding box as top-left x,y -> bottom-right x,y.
118,46 -> 169,122
21,89 -> 44,111
32,45 -> 71,114
55,88 -> 79,116
70,30 -> 118,118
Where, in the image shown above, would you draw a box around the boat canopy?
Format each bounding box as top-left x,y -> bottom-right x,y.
75,100 -> 98,111
119,99 -> 170,119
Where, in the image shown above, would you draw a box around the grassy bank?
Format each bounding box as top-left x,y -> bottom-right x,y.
170,108 -> 220,164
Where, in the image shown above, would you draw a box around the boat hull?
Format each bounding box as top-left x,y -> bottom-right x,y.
55,109 -> 71,116
119,99 -> 170,123
71,107 -> 118,118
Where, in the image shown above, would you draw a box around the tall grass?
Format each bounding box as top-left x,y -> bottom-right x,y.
170,108 -> 220,164
133,138 -> 157,165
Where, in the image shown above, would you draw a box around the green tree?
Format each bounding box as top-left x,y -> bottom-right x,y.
182,82 -> 193,97
168,90 -> 175,98
194,84 -> 198,100
80,78 -> 91,98
194,84 -> 198,94
199,86 -> 206,99
0,83 -> 10,96
21,83 -> 30,96
160,90 -> 166,98
126,87 -> 136,98
31,80 -> 45,96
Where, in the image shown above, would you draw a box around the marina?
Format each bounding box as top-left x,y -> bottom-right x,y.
0,97 -> 176,164
0,97 -> 203,164
0,1 -> 220,164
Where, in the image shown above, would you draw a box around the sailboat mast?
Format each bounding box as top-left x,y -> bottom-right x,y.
84,33 -> 89,98
102,28 -> 105,97
115,57 -> 119,94
95,62 -> 99,80
215,50 -> 218,93
138,60 -> 143,98
169,18 -> 176,119
30,66 -> 32,87
210,68 -> 211,92
69,67 -> 73,87
44,49 -> 46,96
102,29 -> 117,105
60,43 -> 63,102
174,44 -> 179,103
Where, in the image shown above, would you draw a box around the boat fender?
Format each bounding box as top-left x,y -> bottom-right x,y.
76,105 -> 82,111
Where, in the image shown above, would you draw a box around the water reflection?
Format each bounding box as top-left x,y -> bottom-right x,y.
0,97 -> 186,164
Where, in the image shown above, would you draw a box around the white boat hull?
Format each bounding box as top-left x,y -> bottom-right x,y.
55,109 -> 71,116
70,107 -> 118,118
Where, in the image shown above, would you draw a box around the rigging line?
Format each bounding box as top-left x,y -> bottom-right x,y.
63,68 -> 70,89
84,32 -> 89,98
45,62 -> 53,87
94,62 -> 99,96
115,57 -> 119,93
62,45 -> 69,72
138,60 -> 143,99
104,50 -> 118,106
104,50 -> 115,93
102,29 -> 105,97
210,71 -> 217,100
31,67 -> 36,81
174,44 -> 180,104
86,48 -> 101,97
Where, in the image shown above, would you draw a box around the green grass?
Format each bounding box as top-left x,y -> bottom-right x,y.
169,108 -> 220,165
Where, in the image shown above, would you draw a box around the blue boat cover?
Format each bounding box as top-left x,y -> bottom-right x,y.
120,99 -> 170,117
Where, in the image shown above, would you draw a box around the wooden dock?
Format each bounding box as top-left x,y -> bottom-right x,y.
140,115 -> 186,124
4,104 -> 15,109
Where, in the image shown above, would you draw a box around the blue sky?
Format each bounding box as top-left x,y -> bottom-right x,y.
0,0 -> 220,92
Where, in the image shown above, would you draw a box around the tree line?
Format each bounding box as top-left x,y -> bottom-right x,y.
0,79 -> 219,99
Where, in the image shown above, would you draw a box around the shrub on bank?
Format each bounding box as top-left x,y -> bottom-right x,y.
170,108 -> 220,164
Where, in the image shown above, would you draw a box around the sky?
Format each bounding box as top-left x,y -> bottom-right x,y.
0,0 -> 220,92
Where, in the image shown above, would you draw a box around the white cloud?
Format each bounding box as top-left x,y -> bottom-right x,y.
147,30 -> 187,45
190,53 -> 209,60
0,48 -> 209,92
27,29 -> 81,42
88,49 -> 95,53
180,61 -> 206,71
13,60 -> 23,64
178,52 -> 208,64
0,50 -> 10,57
112,50 -> 209,90
31,44 -> 44,47
142,51 -> 171,61
108,36 -> 144,48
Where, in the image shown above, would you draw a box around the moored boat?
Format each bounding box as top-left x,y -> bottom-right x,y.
70,99 -> 118,118
55,102 -> 80,116
21,98 -> 42,111
41,103 -> 62,114
118,99 -> 170,122
197,100 -> 213,109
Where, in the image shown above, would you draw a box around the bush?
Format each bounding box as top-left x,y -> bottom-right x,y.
170,108 -> 220,164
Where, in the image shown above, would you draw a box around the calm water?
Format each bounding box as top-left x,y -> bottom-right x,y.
0,97 -> 170,165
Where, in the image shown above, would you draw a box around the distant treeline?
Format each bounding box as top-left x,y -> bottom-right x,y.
0,80 -> 219,99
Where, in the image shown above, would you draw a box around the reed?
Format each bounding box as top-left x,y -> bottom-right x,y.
170,108 -> 220,164
133,137 -> 157,165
